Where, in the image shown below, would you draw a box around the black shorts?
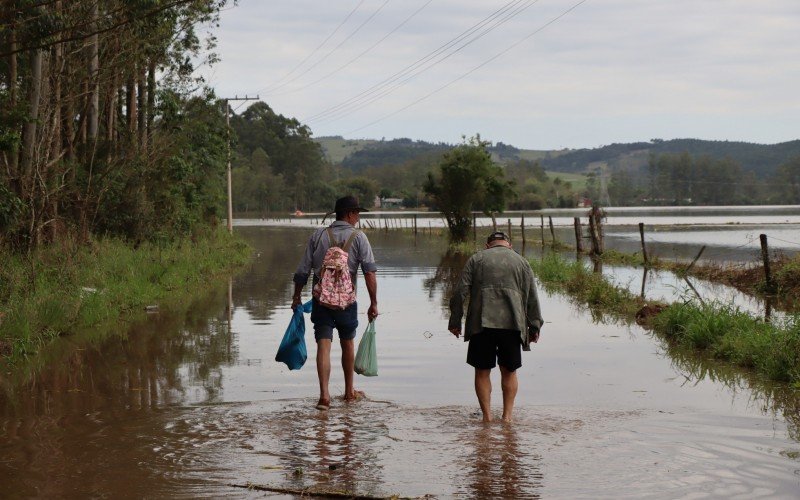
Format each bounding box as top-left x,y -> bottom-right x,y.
467,328 -> 522,371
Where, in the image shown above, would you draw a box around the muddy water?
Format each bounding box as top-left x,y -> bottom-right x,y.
2,227 -> 800,498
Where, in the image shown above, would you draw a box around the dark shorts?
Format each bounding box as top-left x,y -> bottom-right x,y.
310,299 -> 358,341
467,328 -> 522,371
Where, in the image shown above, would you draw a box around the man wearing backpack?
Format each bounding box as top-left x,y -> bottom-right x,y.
448,231 -> 543,423
292,195 -> 379,411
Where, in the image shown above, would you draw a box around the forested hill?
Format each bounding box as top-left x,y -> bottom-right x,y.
315,136 -> 800,177
541,139 -> 800,176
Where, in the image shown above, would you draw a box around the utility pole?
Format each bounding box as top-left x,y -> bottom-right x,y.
223,95 -> 258,233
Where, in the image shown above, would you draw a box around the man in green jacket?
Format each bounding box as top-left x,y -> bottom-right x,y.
449,231 -> 543,423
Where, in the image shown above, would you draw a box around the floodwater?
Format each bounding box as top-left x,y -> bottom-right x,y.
2,226 -> 800,498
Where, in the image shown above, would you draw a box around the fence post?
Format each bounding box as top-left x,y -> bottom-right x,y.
548,216 -> 556,244
507,218 -> 512,241
473,213 -> 477,243
638,222 -> 649,265
540,215 -> 544,243
521,214 -> 526,245
573,217 -> 583,253
760,234 -> 774,292
685,245 -> 706,273
413,214 -> 417,236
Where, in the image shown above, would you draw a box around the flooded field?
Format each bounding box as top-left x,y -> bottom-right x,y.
2,226 -> 800,498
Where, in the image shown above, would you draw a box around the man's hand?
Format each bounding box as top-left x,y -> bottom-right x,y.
291,296 -> 302,311
449,327 -> 461,338
530,328 -> 540,344
367,303 -> 379,323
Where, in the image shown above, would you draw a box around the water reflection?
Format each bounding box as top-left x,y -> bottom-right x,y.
656,334 -> 800,442
1,226 -> 800,498
457,424 -> 542,499
422,250 -> 470,310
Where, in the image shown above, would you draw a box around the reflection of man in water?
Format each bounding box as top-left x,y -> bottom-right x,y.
292,196 -> 379,411
449,231 -> 543,423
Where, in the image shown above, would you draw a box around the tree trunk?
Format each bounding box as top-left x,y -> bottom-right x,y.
147,59 -> 156,138
127,70 -> 137,137
137,63 -> 147,151
87,1 -> 100,141
8,16 -> 18,176
20,49 -> 43,183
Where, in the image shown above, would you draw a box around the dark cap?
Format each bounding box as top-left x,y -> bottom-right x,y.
486,231 -> 510,244
334,195 -> 368,214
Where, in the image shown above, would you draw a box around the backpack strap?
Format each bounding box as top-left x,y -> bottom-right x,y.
342,230 -> 359,253
325,227 -> 337,247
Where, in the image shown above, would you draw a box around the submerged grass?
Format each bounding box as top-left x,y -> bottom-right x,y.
530,252 -> 800,384
0,228 -> 251,363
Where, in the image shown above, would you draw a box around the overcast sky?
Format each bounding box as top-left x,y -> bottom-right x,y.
202,0 -> 800,150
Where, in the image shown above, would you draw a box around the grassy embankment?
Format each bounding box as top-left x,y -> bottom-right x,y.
531,253 -> 800,385
0,229 -> 251,363
534,237 -> 800,310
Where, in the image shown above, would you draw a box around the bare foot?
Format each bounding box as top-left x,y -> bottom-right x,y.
316,397 -> 330,411
343,390 -> 365,402
482,415 -> 493,423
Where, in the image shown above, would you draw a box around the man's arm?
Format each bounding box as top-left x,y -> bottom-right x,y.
364,271 -> 378,322
292,231 -> 319,310
448,257 -> 474,337
526,267 -> 543,342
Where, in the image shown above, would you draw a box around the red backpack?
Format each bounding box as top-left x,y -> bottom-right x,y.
313,228 -> 359,309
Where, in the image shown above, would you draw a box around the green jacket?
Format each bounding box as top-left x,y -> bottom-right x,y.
448,245 -> 543,351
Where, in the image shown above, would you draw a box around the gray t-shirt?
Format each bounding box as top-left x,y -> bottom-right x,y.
293,221 -> 378,287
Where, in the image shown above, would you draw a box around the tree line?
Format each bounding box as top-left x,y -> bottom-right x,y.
1,0 -> 231,251
229,105 -> 576,216
593,152 -> 800,206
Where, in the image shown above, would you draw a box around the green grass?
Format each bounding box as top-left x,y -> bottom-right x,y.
653,302 -> 800,383
530,252 -> 800,384
0,228 -> 251,363
531,253 -> 644,320
313,136 -> 376,164
545,170 -> 588,191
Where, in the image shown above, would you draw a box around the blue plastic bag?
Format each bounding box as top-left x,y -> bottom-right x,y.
354,320 -> 378,377
275,300 -> 312,370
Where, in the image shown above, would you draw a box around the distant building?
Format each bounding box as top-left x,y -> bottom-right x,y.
577,197 -> 592,208
379,197 -> 405,209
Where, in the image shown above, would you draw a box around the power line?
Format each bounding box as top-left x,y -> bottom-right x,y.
304,0 -> 530,124
253,0 -> 366,94
263,0 -> 393,96
268,0 -> 434,97
345,0 -> 589,134
312,0 -> 538,125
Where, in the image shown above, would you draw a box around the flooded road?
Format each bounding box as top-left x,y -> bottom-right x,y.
2,226 -> 800,498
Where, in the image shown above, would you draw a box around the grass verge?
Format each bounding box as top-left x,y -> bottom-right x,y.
0,228 -> 251,363
531,252 -> 800,385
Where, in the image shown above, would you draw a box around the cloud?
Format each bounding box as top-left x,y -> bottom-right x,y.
202,0 -> 800,148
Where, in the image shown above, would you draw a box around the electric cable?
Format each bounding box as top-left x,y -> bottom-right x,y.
311,0 -> 538,126
254,0 -> 367,94
263,0 -> 393,96
268,0 -> 434,97
303,0 -> 527,123
344,0 -> 588,134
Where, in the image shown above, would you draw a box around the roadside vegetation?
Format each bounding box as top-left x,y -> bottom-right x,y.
0,229 -> 249,363
0,2 -> 256,367
530,253 -> 800,385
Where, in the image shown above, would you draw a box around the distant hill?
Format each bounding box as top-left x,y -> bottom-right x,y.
313,136 -> 800,178
539,139 -> 800,177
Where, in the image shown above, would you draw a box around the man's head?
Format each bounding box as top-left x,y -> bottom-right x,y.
485,231 -> 511,248
334,195 -> 368,222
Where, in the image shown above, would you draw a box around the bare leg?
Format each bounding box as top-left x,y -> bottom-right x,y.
316,339 -> 332,404
499,366 -> 518,422
474,368 -> 492,423
340,338 -> 358,400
